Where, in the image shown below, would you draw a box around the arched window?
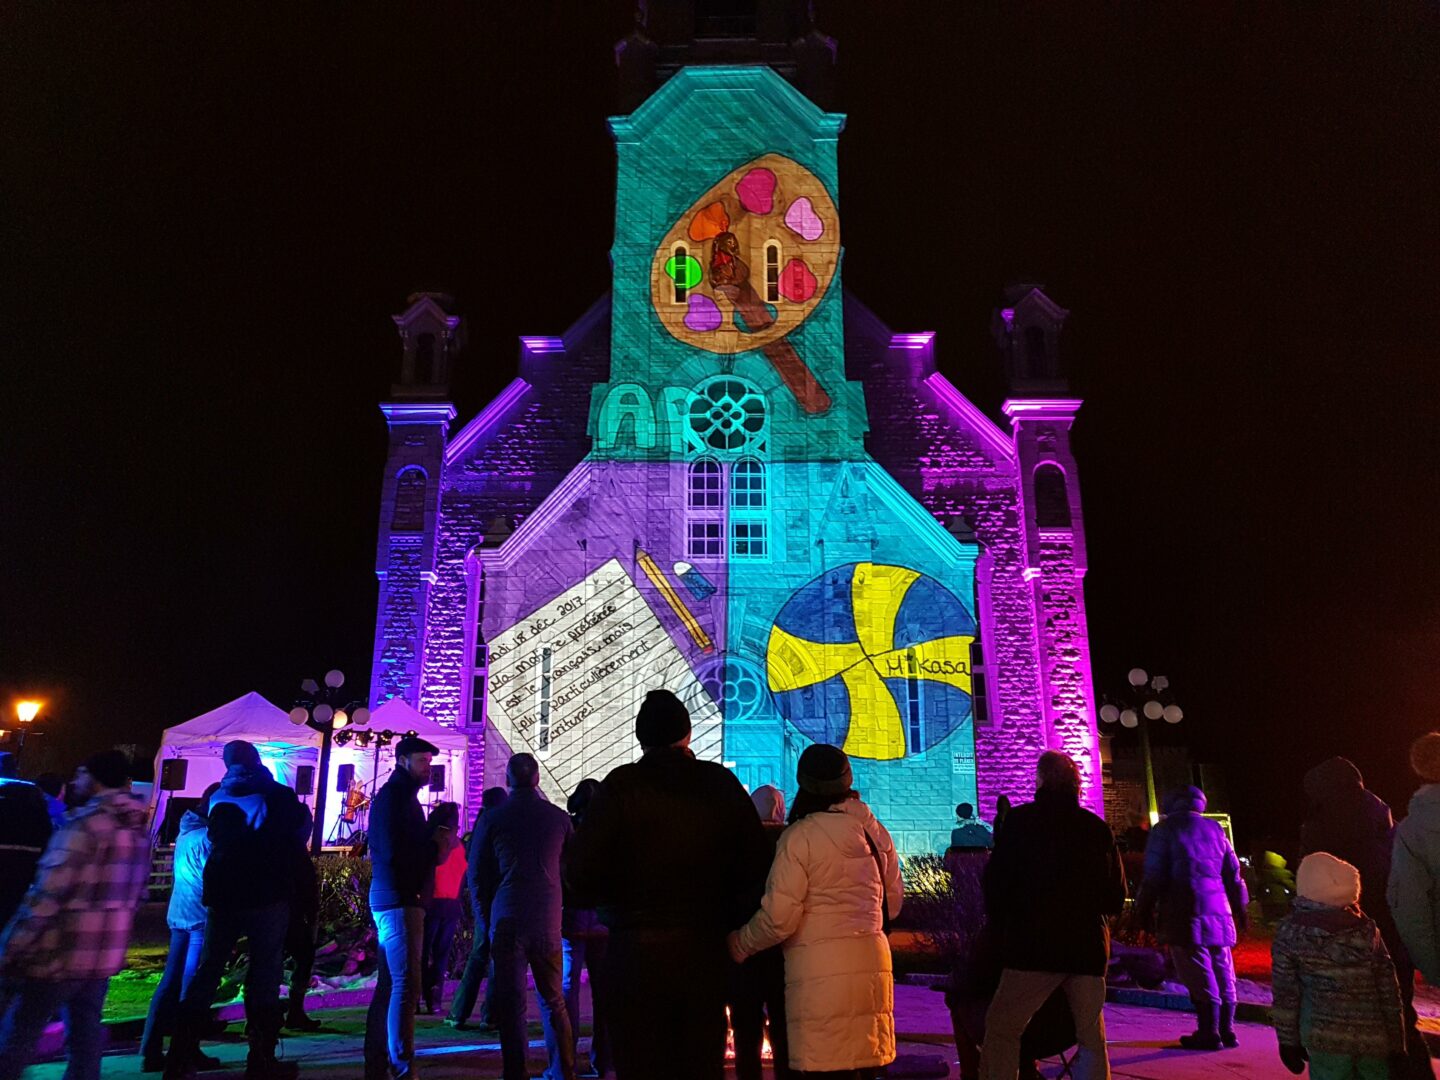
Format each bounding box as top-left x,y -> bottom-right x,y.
687,458 -> 722,509
391,467 -> 428,532
1033,463 -> 1071,528
764,241 -> 781,303
672,243 -> 691,304
415,333 -> 437,383
731,458 -> 766,509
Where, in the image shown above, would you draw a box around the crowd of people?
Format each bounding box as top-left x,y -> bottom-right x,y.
7,705 -> 1440,1080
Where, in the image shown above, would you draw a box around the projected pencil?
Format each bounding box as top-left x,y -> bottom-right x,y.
636,548 -> 714,654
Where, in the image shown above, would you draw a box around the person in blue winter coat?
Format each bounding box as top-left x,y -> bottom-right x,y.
166,740 -> 309,1080
140,786 -> 222,1071
1133,785 -> 1248,1051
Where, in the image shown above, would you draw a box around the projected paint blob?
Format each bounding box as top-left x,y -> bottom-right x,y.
652,153 -> 841,414
767,563 -> 976,761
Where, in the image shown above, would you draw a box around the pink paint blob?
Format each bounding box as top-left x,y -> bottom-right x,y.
736,168 -> 777,215
784,196 -> 824,242
778,258 -> 817,303
684,293 -> 723,332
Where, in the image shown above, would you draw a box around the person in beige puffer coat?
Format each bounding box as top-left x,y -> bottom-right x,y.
727,745 -> 904,1079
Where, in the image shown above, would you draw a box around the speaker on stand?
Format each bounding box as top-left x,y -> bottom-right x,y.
156,758 -> 189,847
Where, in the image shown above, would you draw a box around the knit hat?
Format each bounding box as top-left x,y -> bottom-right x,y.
636,689 -> 691,749
222,740 -> 261,768
1297,852 -> 1362,908
81,750 -> 133,790
394,735 -> 439,757
1411,733 -> 1440,783
797,744 -> 853,796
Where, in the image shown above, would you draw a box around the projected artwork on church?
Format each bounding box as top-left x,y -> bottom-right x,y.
370,65 -> 1102,856
652,153 -> 840,414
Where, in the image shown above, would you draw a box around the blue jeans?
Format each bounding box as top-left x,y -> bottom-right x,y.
0,977 -> 109,1080
447,902 -> 494,1025
365,905 -> 424,1078
491,923 -> 575,1080
140,927 -> 206,1059
176,901 -> 290,1056
561,935 -> 610,1076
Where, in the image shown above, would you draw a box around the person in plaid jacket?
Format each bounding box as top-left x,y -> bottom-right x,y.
0,750 -> 151,1080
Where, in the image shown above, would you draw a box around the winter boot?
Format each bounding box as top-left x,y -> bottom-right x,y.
284,1003 -> 322,1032
1218,1002 -> 1239,1048
162,1017 -> 203,1080
1178,1002 -> 1222,1050
245,1011 -> 300,1079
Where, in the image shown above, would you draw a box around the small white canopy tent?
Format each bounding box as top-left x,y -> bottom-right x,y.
329,700 -> 469,839
151,692 -> 320,840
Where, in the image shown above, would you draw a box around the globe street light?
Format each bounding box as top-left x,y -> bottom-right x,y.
291,672 -> 370,852
1099,669 -> 1183,826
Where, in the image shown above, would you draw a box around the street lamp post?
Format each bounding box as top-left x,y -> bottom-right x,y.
289,671 -> 370,853
1099,668 -> 1184,826
13,701 -> 43,768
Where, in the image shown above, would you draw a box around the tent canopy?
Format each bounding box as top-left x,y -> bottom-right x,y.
160,691 -> 320,750
366,698 -> 468,753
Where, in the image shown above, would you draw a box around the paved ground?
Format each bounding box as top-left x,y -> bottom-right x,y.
19,983 -> 1321,1078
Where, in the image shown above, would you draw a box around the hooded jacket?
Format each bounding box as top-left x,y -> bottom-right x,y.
1389,784 -> 1440,982
0,790 -> 150,980
1272,897 -> 1405,1057
168,809 -> 211,932
1301,758 -> 1397,930
984,787 -> 1127,975
1133,787 -> 1247,946
732,798 -> 904,1072
203,762 -> 307,910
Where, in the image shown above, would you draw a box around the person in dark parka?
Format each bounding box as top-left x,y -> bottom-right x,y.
1306,753 -> 1438,1080
978,751 -> 1127,1080
561,779 -> 611,1078
0,753 -> 52,932
1133,786 -> 1248,1051
565,689 -> 770,1080
166,741 -> 309,1080
472,753 -> 576,1080
445,786 -> 508,1030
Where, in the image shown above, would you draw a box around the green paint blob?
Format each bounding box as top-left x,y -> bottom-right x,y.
663,254 -> 703,289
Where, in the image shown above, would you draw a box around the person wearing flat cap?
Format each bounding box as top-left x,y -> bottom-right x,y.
364,735 -> 440,1080
727,744 -> 905,1079
565,688 -> 770,1080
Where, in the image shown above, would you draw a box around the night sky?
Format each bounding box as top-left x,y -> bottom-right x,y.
4,3 -> 1437,843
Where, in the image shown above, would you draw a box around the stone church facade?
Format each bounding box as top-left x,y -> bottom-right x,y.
366,15 -> 1099,854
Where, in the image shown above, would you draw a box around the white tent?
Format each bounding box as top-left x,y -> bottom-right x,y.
330,700 -> 469,837
151,692 -> 320,840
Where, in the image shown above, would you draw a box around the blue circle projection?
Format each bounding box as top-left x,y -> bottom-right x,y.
766,563 -> 977,760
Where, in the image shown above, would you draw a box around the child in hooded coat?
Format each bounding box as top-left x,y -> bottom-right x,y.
1271,852 -> 1407,1080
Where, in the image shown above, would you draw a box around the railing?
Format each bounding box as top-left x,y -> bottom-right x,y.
148,844 -> 175,901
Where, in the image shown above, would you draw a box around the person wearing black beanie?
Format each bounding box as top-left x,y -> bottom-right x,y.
566,688 -> 770,1079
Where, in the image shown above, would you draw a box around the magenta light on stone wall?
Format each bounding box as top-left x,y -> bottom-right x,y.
889,331 -> 936,350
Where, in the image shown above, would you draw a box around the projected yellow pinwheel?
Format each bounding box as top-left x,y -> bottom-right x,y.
766,563 -> 977,760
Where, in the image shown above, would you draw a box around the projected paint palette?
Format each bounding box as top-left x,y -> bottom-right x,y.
651,153 -> 840,414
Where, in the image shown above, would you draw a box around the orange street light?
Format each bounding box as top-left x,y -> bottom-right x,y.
16,701 -> 41,724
